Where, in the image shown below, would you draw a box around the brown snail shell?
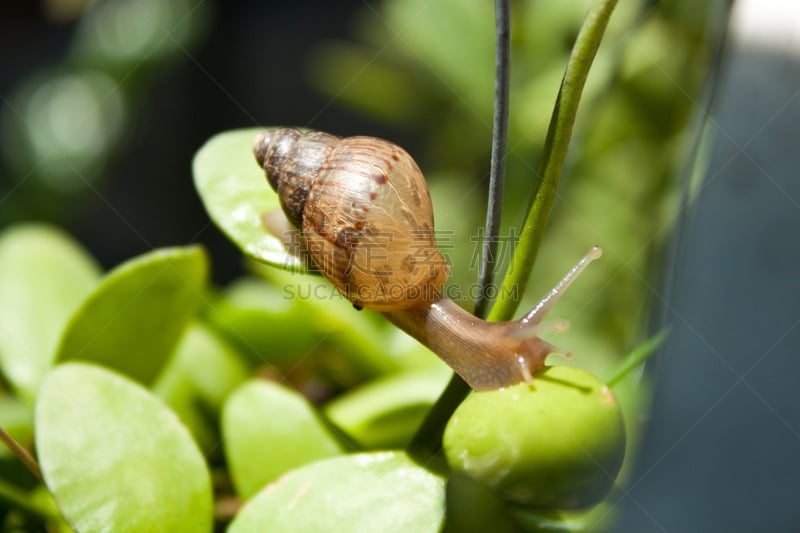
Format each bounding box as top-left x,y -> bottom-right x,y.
253,129 -> 449,312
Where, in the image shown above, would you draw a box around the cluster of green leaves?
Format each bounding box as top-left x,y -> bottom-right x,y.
0,223 -> 456,531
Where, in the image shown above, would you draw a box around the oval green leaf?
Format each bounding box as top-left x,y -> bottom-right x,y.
35,362 -> 212,533
229,452 -> 445,533
222,380 -> 345,500
0,224 -> 100,403
193,128 -> 303,270
55,246 -> 208,384
206,272 -> 401,379
153,322 -> 249,454
324,370 -> 450,449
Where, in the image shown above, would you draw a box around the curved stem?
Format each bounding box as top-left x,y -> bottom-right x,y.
0,426 -> 41,481
489,0 -> 618,323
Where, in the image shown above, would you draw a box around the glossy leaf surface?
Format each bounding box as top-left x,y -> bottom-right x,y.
229,452 -> 444,533
36,363 -> 213,533
193,128 -> 302,269
222,379 -> 345,499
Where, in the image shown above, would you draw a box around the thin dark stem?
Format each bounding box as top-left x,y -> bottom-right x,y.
474,0 -> 511,319
0,426 -> 42,481
407,373 -> 469,461
489,0 -> 618,323
410,0 -> 512,459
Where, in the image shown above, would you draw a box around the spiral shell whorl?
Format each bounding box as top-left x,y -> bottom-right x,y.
253,128 -> 338,227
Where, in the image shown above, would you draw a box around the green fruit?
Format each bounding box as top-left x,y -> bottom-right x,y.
443,365 -> 625,510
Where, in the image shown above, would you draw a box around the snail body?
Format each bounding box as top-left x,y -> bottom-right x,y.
254,128 -> 600,391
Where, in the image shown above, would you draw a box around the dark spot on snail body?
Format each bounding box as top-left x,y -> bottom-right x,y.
369,192 -> 377,201
391,153 -> 400,162
372,172 -> 387,185
354,221 -> 364,231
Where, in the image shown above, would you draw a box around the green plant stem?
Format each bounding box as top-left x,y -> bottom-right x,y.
410,0 -> 619,462
0,426 -> 41,480
489,0 -> 618,323
407,373 -> 470,460
474,0 -> 511,319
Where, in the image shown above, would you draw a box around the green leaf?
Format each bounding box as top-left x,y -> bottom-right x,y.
324,370 -> 450,449
228,452 -> 445,533
222,380 -> 345,500
35,362 -> 212,533
606,327 -> 669,387
193,128 -> 303,270
0,224 -> 100,403
203,277 -> 322,366
55,246 -> 208,383
207,272 -> 403,379
152,322 -> 249,454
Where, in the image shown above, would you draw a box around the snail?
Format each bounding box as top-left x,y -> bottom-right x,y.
253,128 -> 601,391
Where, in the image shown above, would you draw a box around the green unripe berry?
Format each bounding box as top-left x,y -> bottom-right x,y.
443,365 -> 625,510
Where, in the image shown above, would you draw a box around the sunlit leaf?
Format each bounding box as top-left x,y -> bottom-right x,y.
193,128 -> 303,270
55,246 -> 207,383
222,380 -> 345,499
0,224 -> 100,403
36,363 -> 212,533
228,452 -> 445,533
